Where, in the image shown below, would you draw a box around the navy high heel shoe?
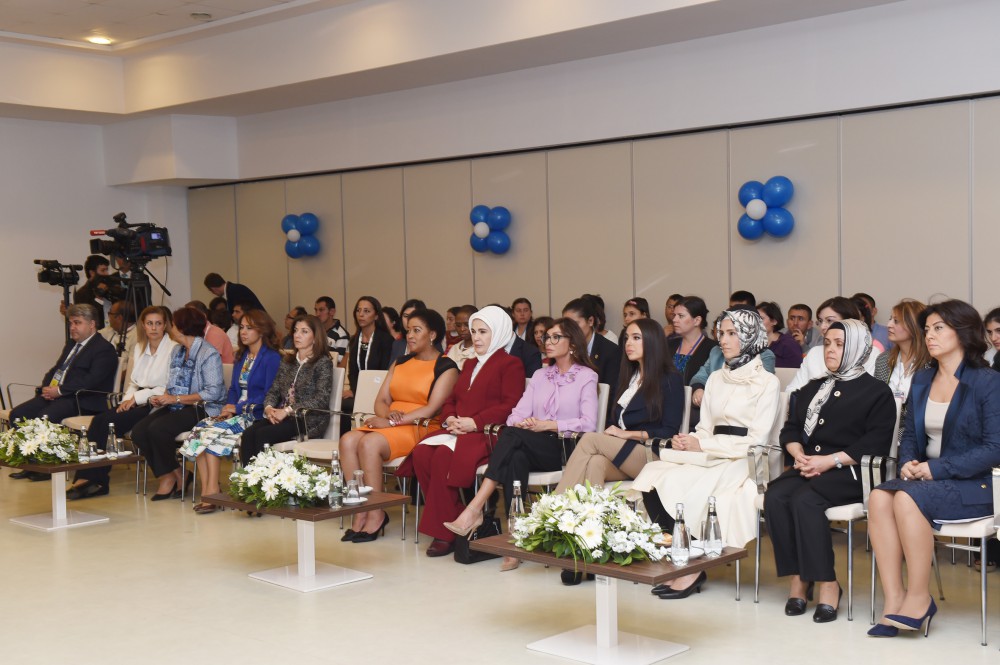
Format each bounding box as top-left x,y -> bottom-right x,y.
867,624 -> 900,638
885,598 -> 937,636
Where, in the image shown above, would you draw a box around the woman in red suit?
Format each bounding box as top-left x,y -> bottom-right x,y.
409,305 -> 525,557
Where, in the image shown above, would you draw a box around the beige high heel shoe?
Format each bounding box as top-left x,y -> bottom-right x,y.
443,512 -> 483,538
499,556 -> 521,572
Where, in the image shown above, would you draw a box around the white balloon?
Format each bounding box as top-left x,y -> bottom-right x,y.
287,229 -> 301,242
473,222 -> 490,239
745,198 -> 767,220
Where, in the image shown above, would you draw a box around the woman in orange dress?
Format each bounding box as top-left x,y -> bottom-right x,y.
338,309 -> 459,543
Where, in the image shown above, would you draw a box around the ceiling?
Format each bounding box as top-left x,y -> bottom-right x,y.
0,0 -> 358,50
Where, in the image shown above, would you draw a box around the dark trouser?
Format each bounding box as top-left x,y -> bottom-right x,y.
764,467 -> 861,582
131,406 -> 198,478
340,396 -> 355,436
643,490 -> 676,534
10,396 -> 81,424
74,405 -> 152,486
483,429 -> 563,507
239,419 -> 299,466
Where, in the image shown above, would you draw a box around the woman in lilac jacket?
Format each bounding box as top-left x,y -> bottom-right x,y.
442,318 -> 599,569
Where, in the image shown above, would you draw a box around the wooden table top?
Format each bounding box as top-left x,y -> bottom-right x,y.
0,454 -> 142,474
470,534 -> 746,586
202,491 -> 410,522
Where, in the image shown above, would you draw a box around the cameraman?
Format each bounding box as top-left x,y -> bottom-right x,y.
100,300 -> 137,362
70,255 -> 111,329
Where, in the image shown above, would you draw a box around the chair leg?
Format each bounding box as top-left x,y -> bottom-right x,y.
399,476 -> 408,541
414,480 -> 421,545
981,538 -> 988,646
932,550 -> 944,600
870,551 -> 877,625
754,509 -> 762,604
846,519 -> 854,621
735,559 -> 741,601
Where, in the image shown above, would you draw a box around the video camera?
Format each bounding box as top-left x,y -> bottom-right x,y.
34,259 -> 82,287
90,212 -> 172,263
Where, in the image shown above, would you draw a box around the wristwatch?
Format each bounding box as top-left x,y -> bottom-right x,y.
833,454 -> 843,469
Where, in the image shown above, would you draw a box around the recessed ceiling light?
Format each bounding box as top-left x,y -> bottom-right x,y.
190,12 -> 213,21
87,36 -> 112,45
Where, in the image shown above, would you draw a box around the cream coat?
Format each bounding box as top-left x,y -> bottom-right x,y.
630,355 -> 779,547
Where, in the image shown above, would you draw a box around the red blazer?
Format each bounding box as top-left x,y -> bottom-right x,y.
400,351 -> 524,487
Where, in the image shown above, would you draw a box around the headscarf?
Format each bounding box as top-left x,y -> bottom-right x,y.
803,319 -> 872,438
716,308 -> 769,371
467,306 -> 515,385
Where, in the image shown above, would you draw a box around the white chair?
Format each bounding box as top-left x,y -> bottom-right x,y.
774,367 -> 798,392
680,385 -> 692,434
823,397 -> 902,621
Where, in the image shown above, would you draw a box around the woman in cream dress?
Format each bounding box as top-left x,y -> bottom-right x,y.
631,308 -> 780,598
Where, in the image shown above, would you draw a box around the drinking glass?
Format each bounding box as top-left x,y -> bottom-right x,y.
345,480 -> 361,502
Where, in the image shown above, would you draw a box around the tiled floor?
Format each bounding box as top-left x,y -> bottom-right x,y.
0,466 -> 997,664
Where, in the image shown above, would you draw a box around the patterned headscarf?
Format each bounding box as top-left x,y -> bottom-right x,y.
803,319 -> 872,438
716,308 -> 769,371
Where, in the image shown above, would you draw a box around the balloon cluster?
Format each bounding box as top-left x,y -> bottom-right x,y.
281,213 -> 321,258
469,205 -> 512,255
737,176 -> 795,240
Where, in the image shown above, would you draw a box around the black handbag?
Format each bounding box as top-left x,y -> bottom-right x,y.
453,516 -> 503,564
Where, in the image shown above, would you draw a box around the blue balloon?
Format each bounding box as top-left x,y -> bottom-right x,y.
486,230 -> 511,254
738,181 -> 764,207
762,176 -> 794,207
487,206 -> 511,231
299,235 -> 321,256
470,205 -> 490,225
281,214 -> 300,233
285,240 -> 304,258
298,212 -> 319,235
737,214 -> 764,241
762,207 -> 795,238
470,233 -> 489,252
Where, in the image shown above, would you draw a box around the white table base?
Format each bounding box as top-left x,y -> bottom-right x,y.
248,520 -> 372,593
9,471 -> 109,531
526,575 -> 689,665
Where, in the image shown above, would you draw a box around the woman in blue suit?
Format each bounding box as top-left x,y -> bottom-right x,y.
868,300 -> 1000,637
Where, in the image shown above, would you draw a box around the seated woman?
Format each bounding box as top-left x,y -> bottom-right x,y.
619,297 -> 650,345
281,306 -> 307,349
984,307 -> 1000,371
443,318 -> 599,570
67,306 -> 177,500
785,297 -> 878,392
238,315 -> 333,465
662,293 -> 683,339
445,306 -> 461,351
758,301 -> 803,369
531,316 -> 555,352
445,304 -> 479,370
668,296 -> 717,385
765,320 -> 895,623
563,297 -> 621,417
874,299 -> 928,402
404,306 -> 525,558
868,300 -> 1000,637
341,296 -> 394,431
185,309 -> 281,514
852,296 -> 886,353
632,309 -> 780,599
339,309 -> 459,543
131,307 -> 226,500
382,306 -> 404,341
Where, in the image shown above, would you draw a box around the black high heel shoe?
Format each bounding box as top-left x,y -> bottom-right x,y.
340,529 -> 358,542
352,512 -> 389,543
656,571 -> 706,599
151,477 -> 180,501
813,585 -> 843,623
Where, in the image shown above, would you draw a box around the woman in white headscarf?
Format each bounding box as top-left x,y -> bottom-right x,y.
632,308 -> 780,599
765,319 -> 895,623
407,306 -> 526,558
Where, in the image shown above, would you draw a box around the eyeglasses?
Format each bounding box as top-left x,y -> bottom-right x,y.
542,334 -> 567,344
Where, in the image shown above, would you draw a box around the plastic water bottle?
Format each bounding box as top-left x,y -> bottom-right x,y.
705,496 -> 723,557
106,423 -> 119,460
328,451 -> 344,509
507,480 -> 525,535
671,503 -> 690,566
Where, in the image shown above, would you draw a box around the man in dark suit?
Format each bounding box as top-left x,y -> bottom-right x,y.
67,255 -> 111,329
203,272 -> 265,313
9,303 -> 118,480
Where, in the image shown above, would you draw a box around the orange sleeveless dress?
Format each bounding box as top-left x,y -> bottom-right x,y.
368,357 -> 440,460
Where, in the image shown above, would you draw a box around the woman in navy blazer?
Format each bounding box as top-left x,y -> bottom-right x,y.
192,310 -> 282,512
869,300 -> 1000,637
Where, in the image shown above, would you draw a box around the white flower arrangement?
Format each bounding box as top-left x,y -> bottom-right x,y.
0,417 -> 79,465
512,482 -> 669,566
228,447 -> 331,509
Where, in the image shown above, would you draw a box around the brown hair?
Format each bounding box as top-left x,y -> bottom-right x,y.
285,315 -> 328,364
547,318 -> 597,372
172,307 -> 207,338
135,306 -> 172,349
887,299 -> 930,376
237,309 -> 281,357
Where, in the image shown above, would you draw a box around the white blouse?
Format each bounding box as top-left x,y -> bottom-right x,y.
124,337 -> 178,405
924,399 -> 948,459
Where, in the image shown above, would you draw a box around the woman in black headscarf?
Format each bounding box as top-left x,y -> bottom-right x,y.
765,319 -> 895,623
632,308 -> 780,599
